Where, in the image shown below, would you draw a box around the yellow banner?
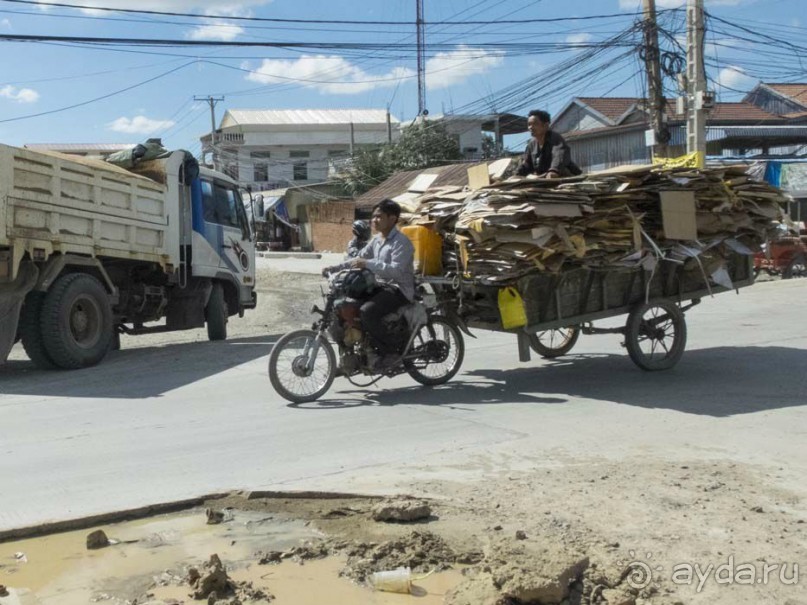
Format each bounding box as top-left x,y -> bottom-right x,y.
653,151 -> 705,169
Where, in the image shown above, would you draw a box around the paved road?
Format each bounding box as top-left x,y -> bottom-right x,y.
1,280 -> 805,531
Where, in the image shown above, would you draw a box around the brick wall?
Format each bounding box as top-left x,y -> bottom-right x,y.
307,201 -> 356,252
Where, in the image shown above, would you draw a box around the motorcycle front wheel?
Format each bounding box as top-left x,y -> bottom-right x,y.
405,317 -> 465,386
268,329 -> 336,403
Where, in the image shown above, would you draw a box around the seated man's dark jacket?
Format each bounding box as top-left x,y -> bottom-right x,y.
516,130 -> 582,177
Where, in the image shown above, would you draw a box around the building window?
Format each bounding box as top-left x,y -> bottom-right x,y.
251,151 -> 271,182
293,161 -> 308,181
224,163 -> 239,181
221,148 -> 239,181
289,150 -> 310,158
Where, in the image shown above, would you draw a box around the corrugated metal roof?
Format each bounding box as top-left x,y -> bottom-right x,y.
668,125 -> 807,145
354,162 -> 482,210
24,143 -> 135,151
222,109 -> 399,127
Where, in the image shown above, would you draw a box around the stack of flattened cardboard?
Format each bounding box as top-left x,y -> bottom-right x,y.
400,163 -> 787,284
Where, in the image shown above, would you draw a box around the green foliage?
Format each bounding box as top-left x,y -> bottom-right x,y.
387,121 -> 464,171
335,120 -> 462,195
337,146 -> 392,197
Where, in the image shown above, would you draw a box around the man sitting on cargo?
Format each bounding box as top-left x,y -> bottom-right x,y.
516,109 -> 582,179
323,199 -> 415,369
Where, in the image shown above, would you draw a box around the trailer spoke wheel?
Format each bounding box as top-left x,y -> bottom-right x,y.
528,326 -> 580,358
783,254 -> 806,279
625,300 -> 686,371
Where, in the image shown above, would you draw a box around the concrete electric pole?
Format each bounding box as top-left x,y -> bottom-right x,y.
195,95 -> 224,170
416,0 -> 426,117
642,0 -> 668,160
686,0 -> 707,167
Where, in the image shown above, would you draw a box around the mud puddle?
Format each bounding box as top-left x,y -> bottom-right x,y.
0,506 -> 462,605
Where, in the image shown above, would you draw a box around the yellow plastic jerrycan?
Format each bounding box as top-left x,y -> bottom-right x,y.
401,225 -> 442,276
498,287 -> 527,330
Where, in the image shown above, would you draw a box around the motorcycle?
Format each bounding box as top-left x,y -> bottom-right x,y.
268,268 -> 465,403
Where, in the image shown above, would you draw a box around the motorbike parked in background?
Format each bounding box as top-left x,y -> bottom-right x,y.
268,268 -> 465,403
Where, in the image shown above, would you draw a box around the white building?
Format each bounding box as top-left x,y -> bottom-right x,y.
200,109 -> 400,190
23,143 -> 135,160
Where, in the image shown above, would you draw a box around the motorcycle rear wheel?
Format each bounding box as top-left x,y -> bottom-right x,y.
269,329 -> 336,403
405,317 -> 464,386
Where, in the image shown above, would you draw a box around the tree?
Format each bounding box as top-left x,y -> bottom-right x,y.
335,120 -> 462,195
337,146 -> 392,198
386,121 -> 463,171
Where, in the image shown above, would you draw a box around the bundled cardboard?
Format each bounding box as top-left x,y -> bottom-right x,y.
400,161 -> 786,284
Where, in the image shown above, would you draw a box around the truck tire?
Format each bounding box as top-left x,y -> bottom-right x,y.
19,292 -> 57,370
206,282 -> 228,341
40,273 -> 113,369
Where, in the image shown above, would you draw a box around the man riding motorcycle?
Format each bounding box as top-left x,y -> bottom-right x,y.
323,199 -> 415,370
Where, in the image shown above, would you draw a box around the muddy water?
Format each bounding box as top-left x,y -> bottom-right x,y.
0,508 -> 462,605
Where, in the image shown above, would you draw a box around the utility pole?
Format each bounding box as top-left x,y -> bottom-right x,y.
195,95 -> 224,170
416,0 -> 426,117
642,0 -> 667,159
686,0 -> 707,167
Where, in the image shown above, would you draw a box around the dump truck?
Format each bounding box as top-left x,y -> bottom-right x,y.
0,143 -> 257,369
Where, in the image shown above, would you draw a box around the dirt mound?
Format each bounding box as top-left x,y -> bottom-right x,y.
336,530 -> 458,583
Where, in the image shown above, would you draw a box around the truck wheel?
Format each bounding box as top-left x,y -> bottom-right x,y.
782,254 -> 806,279
19,292 -> 57,370
41,273 -> 113,369
206,282 -> 228,341
624,300 -> 686,371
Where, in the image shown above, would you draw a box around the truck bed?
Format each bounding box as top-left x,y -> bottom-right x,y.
0,144 -> 174,273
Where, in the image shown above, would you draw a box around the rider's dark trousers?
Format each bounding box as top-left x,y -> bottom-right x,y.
361,287 -> 409,354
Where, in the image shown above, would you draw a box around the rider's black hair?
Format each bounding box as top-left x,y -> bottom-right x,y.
373,198 -> 402,221
528,109 -> 551,124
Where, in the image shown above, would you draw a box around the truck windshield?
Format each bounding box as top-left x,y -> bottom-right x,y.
201,180 -> 248,240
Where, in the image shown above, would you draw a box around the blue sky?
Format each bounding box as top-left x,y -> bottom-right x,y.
0,0 -> 803,156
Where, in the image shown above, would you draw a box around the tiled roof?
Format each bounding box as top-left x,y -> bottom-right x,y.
574,97 -> 638,123
765,83 -> 807,107
575,98 -> 785,125
222,109 -> 399,127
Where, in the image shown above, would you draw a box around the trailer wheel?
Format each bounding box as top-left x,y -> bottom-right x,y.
528,326 -> 580,358
782,254 -> 806,279
624,300 -> 686,371
41,273 -> 113,369
19,292 -> 57,370
206,282 -> 228,341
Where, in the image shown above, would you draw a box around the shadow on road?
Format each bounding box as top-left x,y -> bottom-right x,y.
290,345 -> 805,417
0,334 -> 278,399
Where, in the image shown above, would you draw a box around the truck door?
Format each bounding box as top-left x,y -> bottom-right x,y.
192,178 -> 256,300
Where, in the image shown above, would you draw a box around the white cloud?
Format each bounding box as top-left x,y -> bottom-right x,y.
425,46 -> 504,90
246,55 -> 415,94
0,85 -> 39,103
107,116 -> 175,134
187,20 -> 245,41
716,65 -> 757,92
565,33 -> 593,46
